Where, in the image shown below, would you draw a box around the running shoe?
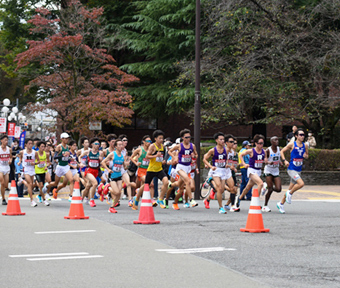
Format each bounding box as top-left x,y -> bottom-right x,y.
132,197 -> 139,210
42,183 -> 48,194
17,177 -> 23,187
168,182 -> 172,189
178,197 -> 183,203
172,203 -> 180,210
99,193 -> 104,202
43,200 -> 50,206
183,202 -> 190,208
36,195 -> 42,203
2,199 -> 7,205
108,207 -> 117,213
261,182 -> 268,196
230,205 -> 240,212
114,201 -> 120,207
157,199 -> 166,209
45,193 -> 52,201
209,189 -> 215,199
285,191 -> 292,204
204,199 -> 210,209
89,199 -> 96,207
276,202 -> 285,214
219,207 -> 227,214
68,195 -> 72,202
262,206 -> 271,212
128,199 -> 133,207
52,188 -> 58,199
190,199 -> 198,207
106,195 -> 111,205
164,199 -> 169,209
31,200 -> 38,207
83,196 -> 89,205
152,199 -> 158,207
224,205 -> 231,210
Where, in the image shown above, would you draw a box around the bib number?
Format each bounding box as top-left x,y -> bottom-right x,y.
181,155 -> 191,163
142,158 -> 150,166
113,164 -> 122,172
89,160 -> 99,168
254,160 -> 264,168
293,158 -> 303,167
156,156 -> 163,162
215,159 -> 226,168
37,161 -> 46,168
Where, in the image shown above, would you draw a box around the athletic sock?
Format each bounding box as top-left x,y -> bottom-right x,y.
230,194 -> 236,205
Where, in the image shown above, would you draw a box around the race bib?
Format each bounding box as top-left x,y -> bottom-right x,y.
181,154 -> 192,163
142,158 -> 150,166
156,155 -> 163,162
89,160 -> 99,168
113,163 -> 122,172
70,161 -> 77,166
0,157 -> 9,165
254,160 -> 264,168
25,159 -> 35,166
37,161 -> 46,168
293,158 -> 303,167
215,159 -> 226,168
191,161 -> 196,170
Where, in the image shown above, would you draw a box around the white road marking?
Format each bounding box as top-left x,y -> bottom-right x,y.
35,230 -> 96,234
27,255 -> 103,261
9,252 -> 89,258
156,247 -> 236,254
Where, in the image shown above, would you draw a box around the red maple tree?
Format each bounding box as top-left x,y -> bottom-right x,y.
15,0 -> 138,138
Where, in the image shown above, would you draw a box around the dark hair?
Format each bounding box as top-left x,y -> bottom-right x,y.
37,141 -> 46,147
25,138 -> 33,144
153,130 -> 164,140
253,134 -> 265,143
180,129 -> 191,137
80,136 -> 89,145
142,135 -> 151,141
13,139 -> 19,144
69,140 -> 77,146
0,135 -> 8,141
33,138 -> 40,142
118,134 -> 127,140
294,128 -> 304,137
107,134 -> 117,142
90,137 -> 100,145
101,140 -> 108,146
114,138 -> 122,148
214,132 -> 225,140
225,134 -> 235,142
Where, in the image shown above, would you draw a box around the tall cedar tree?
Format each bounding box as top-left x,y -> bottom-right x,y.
15,0 -> 138,138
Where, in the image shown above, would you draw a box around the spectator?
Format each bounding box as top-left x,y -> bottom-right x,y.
287,126 -> 298,144
306,131 -> 317,149
238,140 -> 253,200
10,139 -> 22,182
14,156 -> 24,197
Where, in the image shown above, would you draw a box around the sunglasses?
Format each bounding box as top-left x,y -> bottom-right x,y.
298,134 -> 305,136
184,136 -> 191,139
257,142 -> 264,145
94,142 -> 100,145
145,140 -> 152,143
228,141 -> 234,143
122,139 -> 128,142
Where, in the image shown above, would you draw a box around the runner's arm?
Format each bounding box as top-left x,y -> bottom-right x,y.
280,142 -> 293,167
239,149 -> 252,168
101,152 -> 113,173
130,148 -> 141,166
303,144 -> 309,159
34,152 -> 40,166
146,144 -> 157,159
203,148 -> 214,169
9,148 -> 13,165
17,150 -> 23,166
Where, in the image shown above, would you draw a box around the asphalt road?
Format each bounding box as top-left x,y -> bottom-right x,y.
1,188 -> 340,288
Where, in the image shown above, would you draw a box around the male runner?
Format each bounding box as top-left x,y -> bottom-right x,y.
277,129 -> 308,214
0,135 -> 13,205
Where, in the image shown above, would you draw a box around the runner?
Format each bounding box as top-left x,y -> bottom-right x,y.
79,137 -> 104,207
130,135 -> 153,210
144,130 -> 169,209
262,136 -> 282,212
238,134 -> 267,204
17,138 -> 41,207
77,136 -> 90,191
168,129 -> 198,209
203,133 -> 235,214
34,141 -> 51,205
0,135 -> 13,205
46,133 -> 74,199
277,129 -> 308,214
101,138 -> 129,213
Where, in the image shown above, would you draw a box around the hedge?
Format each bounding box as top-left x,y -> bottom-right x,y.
199,147 -> 340,171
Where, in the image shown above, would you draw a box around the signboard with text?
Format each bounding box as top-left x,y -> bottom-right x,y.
0,118 -> 6,133
8,123 -> 15,136
15,126 -> 21,138
89,121 -> 102,131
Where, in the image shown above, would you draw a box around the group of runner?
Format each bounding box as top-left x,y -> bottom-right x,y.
0,127 -> 308,214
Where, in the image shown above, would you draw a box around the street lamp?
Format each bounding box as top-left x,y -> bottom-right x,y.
0,98 -> 26,133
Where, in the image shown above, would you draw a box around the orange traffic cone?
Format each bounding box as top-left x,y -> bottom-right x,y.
133,184 -> 160,224
64,181 -> 89,220
2,180 -> 25,216
240,188 -> 269,233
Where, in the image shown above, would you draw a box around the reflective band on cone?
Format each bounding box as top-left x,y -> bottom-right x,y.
64,181 -> 89,220
2,180 -> 25,216
240,188 -> 269,233
133,184 -> 160,224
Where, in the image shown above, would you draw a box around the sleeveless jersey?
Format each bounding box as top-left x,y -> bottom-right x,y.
69,151 -> 78,171
212,147 -> 227,168
288,142 -> 305,172
264,146 -> 280,175
190,158 -> 197,173
178,143 -> 193,166
58,145 -> 70,166
35,151 -> 47,174
227,149 -> 235,167
0,146 -> 10,166
138,147 -> 149,169
87,150 -> 100,170
22,149 -> 36,169
249,148 -> 265,170
147,143 -> 164,172
232,152 -> 239,169
110,151 -> 124,178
